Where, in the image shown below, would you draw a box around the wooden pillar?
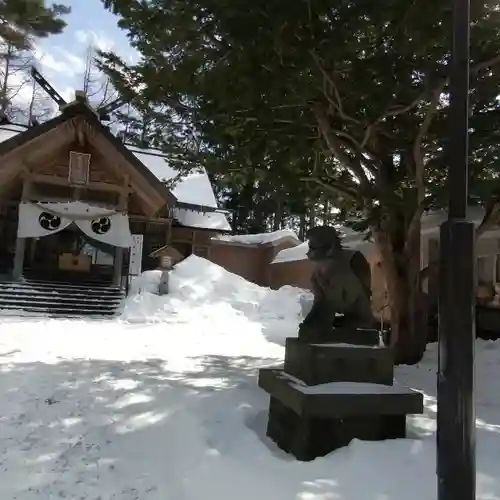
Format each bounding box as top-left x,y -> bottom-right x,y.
113,181 -> 129,287
166,218 -> 172,245
12,237 -> 26,281
12,175 -> 32,280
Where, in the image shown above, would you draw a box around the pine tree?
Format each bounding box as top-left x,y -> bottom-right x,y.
0,0 -> 70,119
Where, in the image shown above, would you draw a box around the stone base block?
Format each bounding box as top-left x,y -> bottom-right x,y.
259,368 -> 423,461
266,396 -> 406,461
284,337 -> 394,385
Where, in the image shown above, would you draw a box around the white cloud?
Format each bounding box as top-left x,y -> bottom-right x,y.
52,48 -> 85,73
34,46 -> 85,77
74,29 -> 116,52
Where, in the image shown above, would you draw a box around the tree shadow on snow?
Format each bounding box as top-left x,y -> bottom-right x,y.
1,352 -> 499,500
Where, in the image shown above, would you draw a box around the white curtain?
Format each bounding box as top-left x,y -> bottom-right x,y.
17,201 -> 134,248
17,202 -> 72,238
77,214 -> 133,248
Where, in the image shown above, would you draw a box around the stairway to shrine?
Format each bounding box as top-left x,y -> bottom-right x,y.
0,277 -> 125,318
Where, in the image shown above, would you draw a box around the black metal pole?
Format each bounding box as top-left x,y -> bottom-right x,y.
437,0 -> 476,498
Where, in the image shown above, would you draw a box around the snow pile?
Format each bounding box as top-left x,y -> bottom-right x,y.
214,229 -> 300,246
128,270 -> 163,295
123,256 -> 309,345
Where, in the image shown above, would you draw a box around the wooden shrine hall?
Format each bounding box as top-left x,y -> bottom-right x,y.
0,95 -> 230,290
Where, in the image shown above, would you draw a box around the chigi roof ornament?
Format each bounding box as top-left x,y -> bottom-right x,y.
30,66 -> 130,122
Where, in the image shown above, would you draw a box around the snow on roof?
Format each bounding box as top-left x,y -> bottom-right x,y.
271,241 -> 309,263
0,124 -> 230,231
421,206 -> 486,233
213,229 -> 300,247
172,207 -> 231,231
271,229 -> 375,264
128,147 -> 231,231
128,148 -> 218,208
0,124 -> 31,142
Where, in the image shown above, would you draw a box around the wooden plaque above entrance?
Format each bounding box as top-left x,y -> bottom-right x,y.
68,151 -> 91,185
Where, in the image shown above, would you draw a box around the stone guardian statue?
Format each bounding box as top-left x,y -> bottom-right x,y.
299,226 -> 375,340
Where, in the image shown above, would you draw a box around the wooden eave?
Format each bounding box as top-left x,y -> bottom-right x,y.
0,103 -> 177,216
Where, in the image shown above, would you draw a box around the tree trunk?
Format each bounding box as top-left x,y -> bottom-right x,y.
373,222 -> 427,365
299,212 -> 306,240
273,193 -> 283,231
0,44 -> 12,116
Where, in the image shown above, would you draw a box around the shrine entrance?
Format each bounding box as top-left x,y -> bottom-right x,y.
24,226 -> 118,284
14,200 -> 134,286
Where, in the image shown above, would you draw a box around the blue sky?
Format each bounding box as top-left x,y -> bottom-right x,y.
32,0 -> 134,104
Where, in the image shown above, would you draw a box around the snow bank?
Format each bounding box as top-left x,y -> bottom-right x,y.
214,229 -> 300,246
128,270 -> 163,295
123,255 -> 310,345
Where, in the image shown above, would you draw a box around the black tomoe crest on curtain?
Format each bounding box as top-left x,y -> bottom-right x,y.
91,217 -> 111,235
38,212 -> 62,231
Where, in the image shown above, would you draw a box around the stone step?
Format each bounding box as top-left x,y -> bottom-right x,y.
0,303 -> 119,316
0,282 -> 123,296
0,297 -> 121,309
0,278 -> 125,318
0,291 -> 123,303
0,306 -> 118,319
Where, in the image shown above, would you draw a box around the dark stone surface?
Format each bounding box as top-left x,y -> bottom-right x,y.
259,369 -> 424,419
266,396 -> 407,461
297,326 -> 381,346
284,337 -> 394,386
299,226 -> 376,342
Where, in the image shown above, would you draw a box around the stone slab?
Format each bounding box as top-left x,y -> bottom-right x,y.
258,368 -> 424,418
284,337 -> 394,385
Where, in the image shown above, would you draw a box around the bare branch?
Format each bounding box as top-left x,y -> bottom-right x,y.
313,103 -> 372,191
404,83 -> 446,250
300,176 -> 358,200
310,50 -> 359,124
470,53 -> 500,76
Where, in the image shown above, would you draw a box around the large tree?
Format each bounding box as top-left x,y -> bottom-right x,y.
0,0 -> 70,118
100,0 -> 500,362
0,0 -> 70,50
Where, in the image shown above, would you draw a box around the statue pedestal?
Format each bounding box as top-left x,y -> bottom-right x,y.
258,329 -> 423,461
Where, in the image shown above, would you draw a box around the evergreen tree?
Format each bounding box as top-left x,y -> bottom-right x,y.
0,0 -> 70,50
99,0 -> 500,362
0,0 -> 70,119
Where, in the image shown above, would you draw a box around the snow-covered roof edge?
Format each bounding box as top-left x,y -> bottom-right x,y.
271,228 -> 374,264
212,229 -> 300,248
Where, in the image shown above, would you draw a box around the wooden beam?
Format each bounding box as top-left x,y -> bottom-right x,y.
30,173 -> 133,194
129,214 -> 171,224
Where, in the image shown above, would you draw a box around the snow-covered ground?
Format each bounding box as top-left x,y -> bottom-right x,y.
0,256 -> 499,500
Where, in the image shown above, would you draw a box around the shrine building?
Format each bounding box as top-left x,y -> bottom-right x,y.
0,95 -> 230,294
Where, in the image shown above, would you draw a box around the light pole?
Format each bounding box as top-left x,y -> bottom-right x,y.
437,0 -> 476,498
